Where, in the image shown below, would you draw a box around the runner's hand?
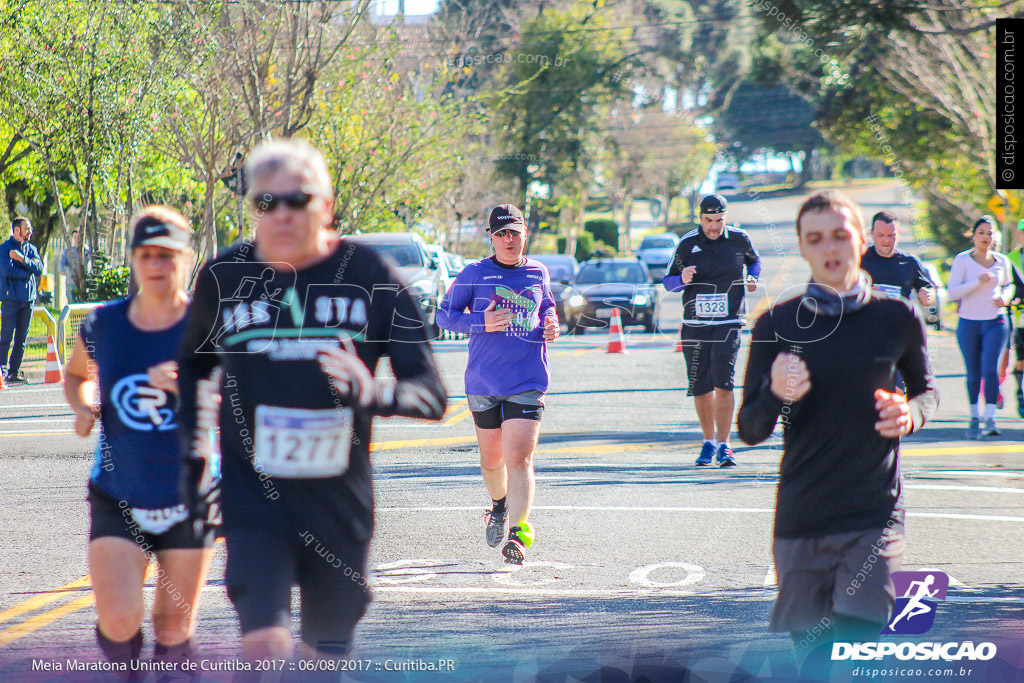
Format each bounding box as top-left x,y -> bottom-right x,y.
680,265 -> 697,285
769,352 -> 810,402
543,313 -> 560,342
874,388 -> 912,437
483,300 -> 513,332
9,250 -> 24,262
745,275 -> 757,293
319,345 -> 376,408
148,361 -> 179,394
917,288 -> 935,306
978,272 -> 996,286
73,404 -> 98,437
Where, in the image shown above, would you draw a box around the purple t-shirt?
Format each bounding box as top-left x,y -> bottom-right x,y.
437,257 -> 556,396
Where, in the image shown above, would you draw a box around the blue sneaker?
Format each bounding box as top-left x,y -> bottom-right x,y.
695,441 -> 715,466
716,443 -> 736,467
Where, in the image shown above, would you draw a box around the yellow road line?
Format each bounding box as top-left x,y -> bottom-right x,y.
552,346 -> 601,357
0,566 -> 157,648
441,398 -> 467,419
0,431 -> 74,438
0,576 -> 91,627
442,407 -> 473,427
371,435 -> 479,451
0,593 -> 96,647
536,441 -> 681,455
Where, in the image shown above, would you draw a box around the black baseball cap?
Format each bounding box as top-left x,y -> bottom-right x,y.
130,214 -> 190,251
488,204 -> 527,233
699,194 -> 728,215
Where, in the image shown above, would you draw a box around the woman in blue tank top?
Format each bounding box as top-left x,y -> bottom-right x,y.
64,206 -> 216,671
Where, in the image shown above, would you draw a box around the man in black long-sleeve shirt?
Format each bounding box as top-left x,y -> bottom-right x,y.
738,191 -> 938,667
177,140 -> 446,661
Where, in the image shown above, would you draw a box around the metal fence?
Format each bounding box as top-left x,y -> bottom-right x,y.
57,303 -> 103,364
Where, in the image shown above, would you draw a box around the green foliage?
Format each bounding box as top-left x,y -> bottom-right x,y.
584,219 -> 620,248
557,231 -> 596,262
84,252 -> 130,302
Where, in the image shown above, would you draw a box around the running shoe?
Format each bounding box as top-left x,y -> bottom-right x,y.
695,441 -> 715,466
716,443 -> 736,467
502,525 -> 529,565
965,418 -> 981,440
1017,389 -> 1024,419
4,371 -> 26,384
982,419 -> 1001,437
484,507 -> 508,548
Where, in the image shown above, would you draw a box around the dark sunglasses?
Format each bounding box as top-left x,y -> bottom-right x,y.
492,229 -> 521,238
252,191 -> 314,212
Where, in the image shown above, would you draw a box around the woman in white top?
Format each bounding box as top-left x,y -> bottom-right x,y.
947,216 -> 1014,438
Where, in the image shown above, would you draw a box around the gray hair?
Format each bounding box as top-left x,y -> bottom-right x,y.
245,138 -> 333,199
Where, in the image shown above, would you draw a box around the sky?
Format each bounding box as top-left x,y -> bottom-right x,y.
374,0 -> 440,16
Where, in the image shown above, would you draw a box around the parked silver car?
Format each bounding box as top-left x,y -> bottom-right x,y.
344,232 -> 446,331
635,233 -> 679,281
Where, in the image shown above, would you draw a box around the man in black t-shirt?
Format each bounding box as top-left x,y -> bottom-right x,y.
177,140 -> 446,661
860,210 -> 935,305
738,191 -> 937,676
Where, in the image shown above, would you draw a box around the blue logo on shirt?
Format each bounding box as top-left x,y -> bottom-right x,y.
111,374 -> 177,431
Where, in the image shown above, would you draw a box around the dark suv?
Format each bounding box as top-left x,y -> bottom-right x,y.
564,258 -> 659,333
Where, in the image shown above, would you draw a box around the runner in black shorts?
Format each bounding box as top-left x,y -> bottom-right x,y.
664,194 -> 761,467
176,139 -> 446,661
738,191 -> 938,678
437,204 -> 559,564
65,206 -> 216,670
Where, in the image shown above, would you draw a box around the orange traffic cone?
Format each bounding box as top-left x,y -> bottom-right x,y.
0,369 -> 6,390
674,324 -> 684,352
44,336 -> 64,384
607,308 -> 627,354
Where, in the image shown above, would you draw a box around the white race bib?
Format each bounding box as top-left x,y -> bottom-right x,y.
254,406 -> 353,479
132,504 -> 189,535
695,293 -> 728,318
877,284 -> 902,298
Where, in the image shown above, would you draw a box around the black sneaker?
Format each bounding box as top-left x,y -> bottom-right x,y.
5,371 -> 26,384
502,526 -> 528,565
1017,389 -> 1024,419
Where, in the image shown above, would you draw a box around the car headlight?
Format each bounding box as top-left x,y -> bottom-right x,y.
632,294 -> 649,306
410,279 -> 434,297
568,294 -> 585,308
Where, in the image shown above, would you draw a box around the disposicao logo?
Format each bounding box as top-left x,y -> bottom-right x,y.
832,570 -> 997,663
884,570 -> 949,635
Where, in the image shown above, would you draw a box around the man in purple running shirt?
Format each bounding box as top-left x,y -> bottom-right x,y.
437,204 -> 559,564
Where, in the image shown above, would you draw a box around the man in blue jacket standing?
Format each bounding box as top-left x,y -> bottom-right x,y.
0,217 -> 44,384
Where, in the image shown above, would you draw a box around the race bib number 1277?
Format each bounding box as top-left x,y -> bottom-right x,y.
254,406 -> 353,478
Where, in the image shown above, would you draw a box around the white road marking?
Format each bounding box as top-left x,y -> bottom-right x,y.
377,506 -> 1024,524
492,561 -> 576,587
909,484 -> 1024,494
629,562 -> 705,588
925,470 -> 1024,478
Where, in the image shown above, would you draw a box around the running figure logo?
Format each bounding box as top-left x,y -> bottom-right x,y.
883,570 -> 949,635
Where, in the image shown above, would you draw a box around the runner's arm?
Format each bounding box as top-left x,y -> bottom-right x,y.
436,272 -> 483,333
20,246 -> 43,276
662,240 -> 690,292
376,280 -> 447,420
946,253 -> 982,300
897,306 -> 938,433
175,265 -> 222,524
744,235 -> 762,281
737,313 -> 786,445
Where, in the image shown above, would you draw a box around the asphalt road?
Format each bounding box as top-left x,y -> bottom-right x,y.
0,183 -> 1022,682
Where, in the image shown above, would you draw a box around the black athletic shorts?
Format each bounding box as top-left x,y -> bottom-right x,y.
468,390 -> 545,429
1015,326 -> 1024,363
88,482 -> 214,552
224,523 -> 372,654
680,324 -> 742,396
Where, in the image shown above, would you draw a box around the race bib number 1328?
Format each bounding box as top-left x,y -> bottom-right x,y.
695,293 -> 728,318
254,406 -> 353,478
